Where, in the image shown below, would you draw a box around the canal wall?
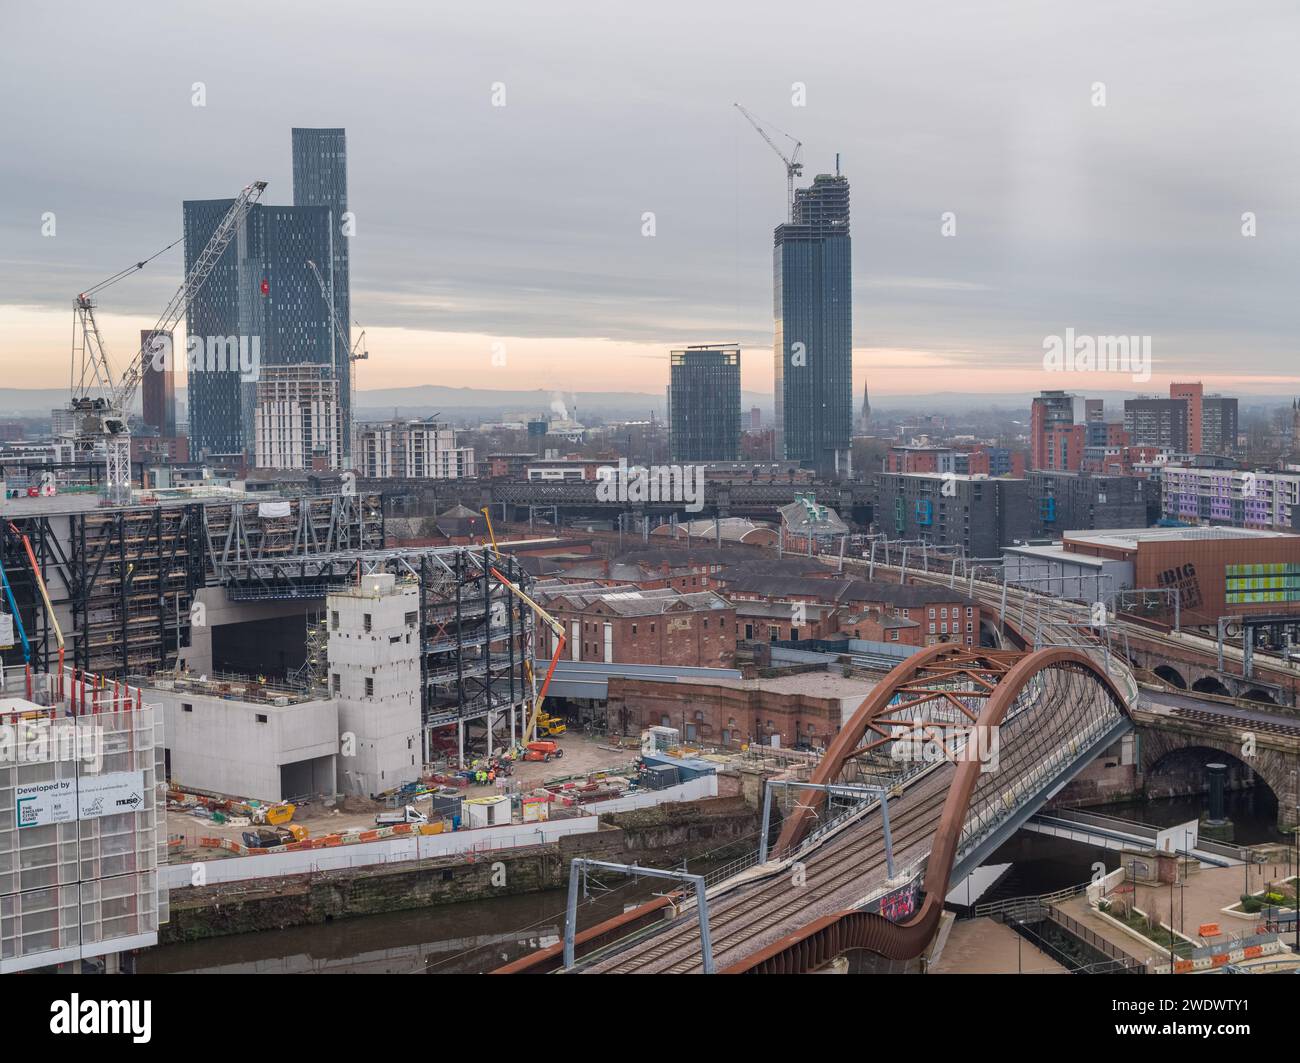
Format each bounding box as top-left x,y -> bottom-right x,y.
160,795 -> 761,944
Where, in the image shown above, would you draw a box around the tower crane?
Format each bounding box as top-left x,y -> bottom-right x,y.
69,180 -> 268,502
306,257 -> 368,466
733,102 -> 803,223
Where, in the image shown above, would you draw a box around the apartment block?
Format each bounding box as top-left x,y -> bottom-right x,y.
874,472 -> 1032,556
1028,470 -> 1153,537
254,364 -> 343,471
1161,465 -> 1300,531
358,420 -> 475,479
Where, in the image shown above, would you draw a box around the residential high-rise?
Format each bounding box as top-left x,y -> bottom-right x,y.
1202,395 -> 1238,454
358,420 -> 475,479
1029,391 -> 1085,470
1124,396 -> 1190,453
140,329 -> 176,438
1170,381 -> 1203,454
773,173 -> 852,478
182,197 -> 249,456
669,344 -> 741,461
254,364 -> 343,471
293,128 -> 352,460
183,199 -> 335,458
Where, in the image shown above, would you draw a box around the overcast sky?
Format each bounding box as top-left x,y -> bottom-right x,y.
1,0 -> 1297,401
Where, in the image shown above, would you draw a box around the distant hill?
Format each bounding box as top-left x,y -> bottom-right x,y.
352,385 -> 775,421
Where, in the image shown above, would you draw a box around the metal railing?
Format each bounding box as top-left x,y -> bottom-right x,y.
971,880 -> 1091,919
1042,907 -> 1147,973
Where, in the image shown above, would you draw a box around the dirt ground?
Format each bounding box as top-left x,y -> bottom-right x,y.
169,732 -> 639,857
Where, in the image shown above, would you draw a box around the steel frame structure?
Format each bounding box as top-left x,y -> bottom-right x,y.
563,860 -> 715,974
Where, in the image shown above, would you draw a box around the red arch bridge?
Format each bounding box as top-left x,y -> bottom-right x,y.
496,643 -> 1137,975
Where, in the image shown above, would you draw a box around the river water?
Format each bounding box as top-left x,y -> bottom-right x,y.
139,791 -> 1295,974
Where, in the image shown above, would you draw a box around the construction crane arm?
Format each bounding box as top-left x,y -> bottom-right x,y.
734,102 -> 796,168
734,103 -> 804,223
307,258 -> 368,362
112,180 -> 267,408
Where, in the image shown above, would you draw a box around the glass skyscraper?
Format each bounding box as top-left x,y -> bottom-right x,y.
182,200 -> 335,458
182,198 -> 247,456
292,128 -> 352,458
773,173 -> 852,478
669,344 -> 741,461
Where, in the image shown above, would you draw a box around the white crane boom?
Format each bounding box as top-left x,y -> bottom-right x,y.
733,102 -> 804,223
68,180 -> 267,502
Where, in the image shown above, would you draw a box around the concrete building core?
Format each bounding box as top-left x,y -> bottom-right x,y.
328,573 -> 422,797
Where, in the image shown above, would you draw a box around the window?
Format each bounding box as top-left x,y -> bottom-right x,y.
929,622 -> 936,634
632,624 -> 637,635
405,611 -> 418,626
966,606 -> 973,617
256,713 -> 268,724
332,674 -> 340,694
330,611 -> 339,630
363,613 -> 372,633
365,677 -> 374,696
181,703 -> 193,713
890,631 -> 899,642
928,608 -> 936,619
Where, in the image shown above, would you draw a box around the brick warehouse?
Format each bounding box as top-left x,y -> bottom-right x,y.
605,671 -> 879,748
534,582 -> 736,667
718,574 -> 981,648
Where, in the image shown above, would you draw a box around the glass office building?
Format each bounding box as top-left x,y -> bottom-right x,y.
773,173 -> 852,478
669,345 -> 741,461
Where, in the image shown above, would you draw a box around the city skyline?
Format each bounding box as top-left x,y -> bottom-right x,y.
2,2 -> 1297,402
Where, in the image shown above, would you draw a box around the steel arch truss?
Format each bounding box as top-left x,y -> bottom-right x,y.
736,645 -> 1133,972
773,646 -> 1024,853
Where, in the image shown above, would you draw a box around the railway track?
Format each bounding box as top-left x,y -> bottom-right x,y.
581,660 -> 1092,973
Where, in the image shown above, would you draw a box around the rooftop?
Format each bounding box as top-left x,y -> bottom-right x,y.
1064,526 -> 1299,550
689,670 -> 878,700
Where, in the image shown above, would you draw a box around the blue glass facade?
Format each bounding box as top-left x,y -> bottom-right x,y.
669,345 -> 741,461
292,128 -> 351,455
182,200 -> 335,457
182,198 -> 247,456
773,174 -> 852,478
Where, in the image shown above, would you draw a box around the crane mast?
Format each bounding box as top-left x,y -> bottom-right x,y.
306,257 -> 368,468
733,102 -> 804,223
69,180 -> 267,502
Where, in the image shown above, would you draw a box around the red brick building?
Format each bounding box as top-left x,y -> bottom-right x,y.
606,671 -> 879,748
719,574 -> 981,648
535,583 -> 736,667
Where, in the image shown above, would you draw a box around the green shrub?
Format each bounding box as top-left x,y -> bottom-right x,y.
1240,894 -> 1263,913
